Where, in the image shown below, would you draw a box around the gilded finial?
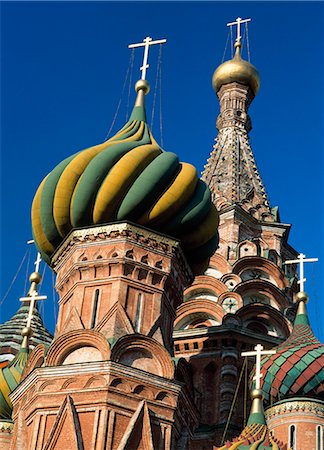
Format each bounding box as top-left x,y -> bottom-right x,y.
212,17 -> 260,95
19,248 -> 47,350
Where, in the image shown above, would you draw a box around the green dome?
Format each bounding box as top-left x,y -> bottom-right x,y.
254,297 -> 324,404
0,303 -> 52,362
31,85 -> 219,275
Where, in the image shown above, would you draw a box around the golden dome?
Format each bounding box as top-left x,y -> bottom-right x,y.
212,42 -> 260,95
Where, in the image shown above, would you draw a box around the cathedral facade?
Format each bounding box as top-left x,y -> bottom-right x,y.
0,21 -> 323,450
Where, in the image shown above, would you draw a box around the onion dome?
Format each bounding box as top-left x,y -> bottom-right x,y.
256,292 -> 324,404
32,80 -> 219,274
0,343 -> 28,421
212,40 -> 260,95
0,264 -> 51,420
216,389 -> 286,449
0,303 -> 53,363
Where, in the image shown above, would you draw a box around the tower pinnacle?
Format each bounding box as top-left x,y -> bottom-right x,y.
203,19 -> 273,221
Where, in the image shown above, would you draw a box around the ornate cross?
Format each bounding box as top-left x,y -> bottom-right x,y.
227,16 -> 251,41
20,251 -> 47,329
284,253 -> 318,292
242,344 -> 276,389
128,36 -> 167,80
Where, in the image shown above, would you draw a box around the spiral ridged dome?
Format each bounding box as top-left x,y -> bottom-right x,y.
255,294 -> 324,404
212,42 -> 260,95
0,348 -> 28,420
32,83 -> 219,274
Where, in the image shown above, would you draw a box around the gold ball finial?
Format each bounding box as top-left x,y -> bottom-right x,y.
135,79 -> 150,95
29,271 -> 41,284
212,51 -> 260,96
294,291 -> 309,304
251,388 -> 263,400
21,326 -> 33,338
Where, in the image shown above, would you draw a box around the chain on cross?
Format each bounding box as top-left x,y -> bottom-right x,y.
284,253 -> 318,292
128,36 -> 167,81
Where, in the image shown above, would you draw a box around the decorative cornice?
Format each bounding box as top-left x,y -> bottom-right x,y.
0,421 -> 13,433
10,360 -> 183,404
265,398 -> 324,418
52,222 -> 193,284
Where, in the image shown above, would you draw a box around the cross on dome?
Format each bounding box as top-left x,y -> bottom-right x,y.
227,16 -> 251,42
20,249 -> 47,330
284,253 -> 318,292
242,344 -> 276,390
34,251 -> 42,274
128,36 -> 167,80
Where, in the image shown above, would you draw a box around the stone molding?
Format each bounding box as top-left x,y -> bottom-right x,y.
0,422 -> 13,433
174,299 -> 224,330
111,334 -> 174,379
45,329 -> 111,366
52,222 -> 192,283
265,398 -> 324,418
10,360 -> 183,406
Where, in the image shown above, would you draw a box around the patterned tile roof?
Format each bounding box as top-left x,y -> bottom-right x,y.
215,390 -> 286,449
256,295 -> 324,404
0,303 -> 53,362
216,423 -> 286,449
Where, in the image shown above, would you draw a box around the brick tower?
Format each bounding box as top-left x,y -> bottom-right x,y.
172,19 -> 300,447
7,39 -> 219,449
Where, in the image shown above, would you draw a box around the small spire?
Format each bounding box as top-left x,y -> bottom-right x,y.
241,344 -> 276,424
293,291 -> 310,326
247,388 -> 266,425
128,36 -> 166,120
19,250 -> 47,350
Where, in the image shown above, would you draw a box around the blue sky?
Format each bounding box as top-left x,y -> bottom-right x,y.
1,1 -> 323,339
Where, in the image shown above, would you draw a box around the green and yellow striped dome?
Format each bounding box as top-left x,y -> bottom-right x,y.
32,82 -> 219,274
0,348 -> 28,420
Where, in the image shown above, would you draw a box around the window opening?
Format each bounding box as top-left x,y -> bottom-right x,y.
317,425 -> 323,450
90,289 -> 100,328
289,424 -> 296,450
135,293 -> 143,332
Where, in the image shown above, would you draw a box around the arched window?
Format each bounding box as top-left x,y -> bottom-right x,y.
135,293 -> 143,332
289,424 -> 296,450
317,425 -> 323,450
90,289 -> 100,328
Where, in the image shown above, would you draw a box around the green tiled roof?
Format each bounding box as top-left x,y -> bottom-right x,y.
254,302 -> 324,404
0,303 -> 53,362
